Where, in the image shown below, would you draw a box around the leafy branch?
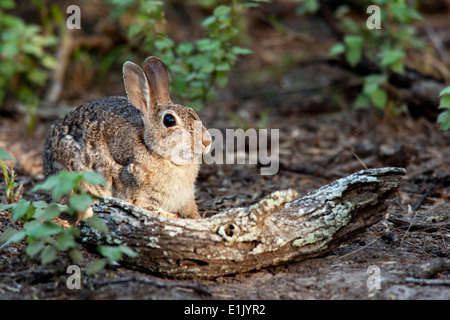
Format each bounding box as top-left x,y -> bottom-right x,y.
299,0 -> 424,112
107,0 -> 263,109
0,150 -> 137,274
0,0 -> 57,107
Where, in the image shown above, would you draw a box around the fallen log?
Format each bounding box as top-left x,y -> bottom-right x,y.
79,167 -> 406,279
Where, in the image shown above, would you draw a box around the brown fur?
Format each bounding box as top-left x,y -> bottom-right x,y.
43,57 -> 211,219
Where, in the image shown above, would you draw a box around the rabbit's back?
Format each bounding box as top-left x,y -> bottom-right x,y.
43,96 -> 146,184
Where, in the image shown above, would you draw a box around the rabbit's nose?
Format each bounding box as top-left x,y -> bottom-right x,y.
202,128 -> 212,153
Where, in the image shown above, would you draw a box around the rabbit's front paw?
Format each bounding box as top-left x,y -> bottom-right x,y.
145,206 -> 180,219
179,198 -> 201,219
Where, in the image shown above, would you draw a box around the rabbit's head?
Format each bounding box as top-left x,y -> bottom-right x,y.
123,57 -> 211,165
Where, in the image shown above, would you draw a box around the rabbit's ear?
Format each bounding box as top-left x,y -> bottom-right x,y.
123,61 -> 154,113
144,57 -> 171,104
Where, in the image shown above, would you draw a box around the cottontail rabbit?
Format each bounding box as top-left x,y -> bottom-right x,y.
43,57 -> 211,220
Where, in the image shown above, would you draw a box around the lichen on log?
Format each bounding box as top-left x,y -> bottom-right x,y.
79,167 -> 406,279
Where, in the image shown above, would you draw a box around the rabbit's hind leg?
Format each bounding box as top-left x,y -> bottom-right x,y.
52,134 -> 88,173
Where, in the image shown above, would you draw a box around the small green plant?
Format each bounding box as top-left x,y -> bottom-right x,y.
0,169 -> 137,273
438,87 -> 450,130
0,0 -> 57,107
0,147 -> 22,204
299,0 -> 424,111
107,0 -> 260,109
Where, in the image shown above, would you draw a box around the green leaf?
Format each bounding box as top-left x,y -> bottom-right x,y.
197,39 -> 220,52
341,17 -> 360,34
97,245 -> 137,262
22,41 -> 43,57
362,74 -> 387,95
215,71 -> 228,88
69,193 -> 93,212
41,54 -> 57,69
119,245 -> 138,258
0,203 -> 16,212
27,69 -> 48,85
328,43 -> 345,56
388,2 -> 408,23
0,148 -> 15,161
24,221 -> 62,239
406,7 -> 423,21
370,88 -> 388,109
40,246 -> 57,265
31,174 -> 59,192
213,5 -> 231,18
127,24 -> 141,38
380,49 -> 405,68
11,199 -> 31,221
439,86 -> 450,98
55,230 -> 76,251
82,171 -> 106,186
186,72 -> 199,82
344,35 -> 363,67
0,0 -> 15,9
26,241 -> 44,258
0,42 -> 19,58
200,62 -> 215,74
31,171 -> 81,200
34,203 -> 61,221
50,4 -> 65,25
231,46 -> 252,55
68,248 -> 83,263
296,0 -> 320,15
23,220 -> 40,237
176,42 -> 194,56
32,200 -> 48,209
0,227 -> 25,245
353,93 -> 370,109
334,5 -> 350,18
86,259 -> 107,275
390,60 -> 404,74
52,171 -> 79,199
22,205 -> 36,222
98,245 -> 122,261
437,110 -> 450,131
201,16 -> 216,27
154,37 -> 174,50
215,62 -> 231,72
439,95 -> 450,110
86,215 -> 109,235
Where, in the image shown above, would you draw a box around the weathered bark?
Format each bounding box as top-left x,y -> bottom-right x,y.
79,167 -> 406,279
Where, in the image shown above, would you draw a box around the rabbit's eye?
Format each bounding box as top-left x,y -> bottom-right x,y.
163,114 -> 176,128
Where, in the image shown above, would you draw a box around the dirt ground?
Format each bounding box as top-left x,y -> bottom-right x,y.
0,3 -> 449,300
